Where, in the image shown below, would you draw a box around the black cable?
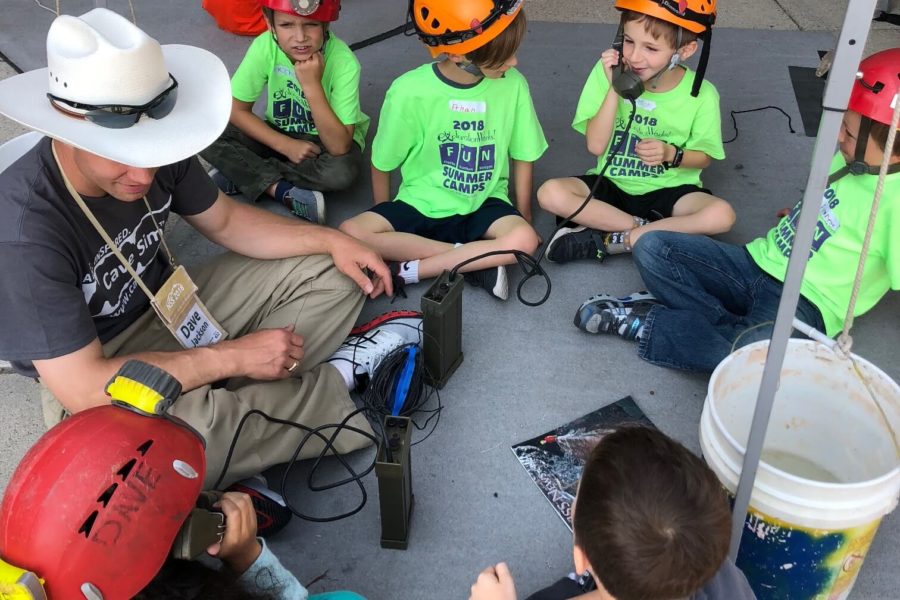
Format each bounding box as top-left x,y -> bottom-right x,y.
723,106 -> 795,144
210,320 -> 443,522
348,23 -> 409,52
448,98 -> 639,307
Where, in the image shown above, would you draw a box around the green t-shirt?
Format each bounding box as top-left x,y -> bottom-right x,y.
230,31 -> 369,150
746,153 -> 900,336
371,63 -> 548,218
572,61 -> 724,195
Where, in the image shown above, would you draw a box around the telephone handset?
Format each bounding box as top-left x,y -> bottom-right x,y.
611,30 -> 644,100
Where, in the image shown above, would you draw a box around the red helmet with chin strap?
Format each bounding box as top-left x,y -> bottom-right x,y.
848,48 -> 900,127
259,0 -> 341,21
0,406 -> 206,600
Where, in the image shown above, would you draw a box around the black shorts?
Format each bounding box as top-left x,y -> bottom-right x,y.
368,198 -> 521,244
575,174 -> 712,220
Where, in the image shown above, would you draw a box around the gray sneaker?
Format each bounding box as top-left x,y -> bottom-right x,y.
574,291 -> 660,339
285,187 -> 326,224
327,316 -> 423,387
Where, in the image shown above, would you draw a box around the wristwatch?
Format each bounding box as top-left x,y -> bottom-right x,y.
664,144 -> 684,169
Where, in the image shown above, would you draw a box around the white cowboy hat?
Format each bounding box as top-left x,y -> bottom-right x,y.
0,8 -> 230,168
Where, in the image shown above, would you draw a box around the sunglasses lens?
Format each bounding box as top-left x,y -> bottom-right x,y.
83,110 -> 141,129
146,86 -> 178,120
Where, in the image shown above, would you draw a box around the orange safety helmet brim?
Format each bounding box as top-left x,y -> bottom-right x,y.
259,0 -> 341,22
411,0 -> 524,58
614,0 -> 716,35
848,48 -> 900,127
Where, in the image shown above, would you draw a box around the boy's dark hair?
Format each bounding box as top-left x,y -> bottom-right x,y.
465,9 -> 527,69
621,10 -> 698,48
573,426 -> 731,600
135,559 -> 278,600
869,121 -> 900,157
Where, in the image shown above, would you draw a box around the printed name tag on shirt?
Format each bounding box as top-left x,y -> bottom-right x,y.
819,196 -> 840,231
449,100 -> 487,114
153,266 -> 196,325
636,98 -> 657,111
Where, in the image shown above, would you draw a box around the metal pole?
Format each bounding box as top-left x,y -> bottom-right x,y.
728,0 -> 878,561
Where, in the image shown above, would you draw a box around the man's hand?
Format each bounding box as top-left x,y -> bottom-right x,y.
207,492 -> 263,575
294,52 -> 325,89
470,563 -> 517,600
280,138 -> 322,164
635,139 -> 671,167
328,233 -> 393,299
221,325 -> 304,379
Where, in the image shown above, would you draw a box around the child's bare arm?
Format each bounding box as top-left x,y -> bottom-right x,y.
634,139 -> 712,169
295,54 -> 355,156
230,98 -> 322,164
512,160 -> 534,223
469,563 -> 517,600
206,492 -> 263,575
584,49 -> 621,156
372,165 -> 391,204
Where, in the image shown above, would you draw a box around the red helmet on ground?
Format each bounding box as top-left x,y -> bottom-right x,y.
848,48 -> 900,127
259,0 -> 341,21
0,406 -> 206,599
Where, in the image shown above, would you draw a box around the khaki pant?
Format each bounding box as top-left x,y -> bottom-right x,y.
41,252 -> 373,488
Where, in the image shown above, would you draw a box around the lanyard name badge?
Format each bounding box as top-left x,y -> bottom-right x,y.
52,144 -> 228,349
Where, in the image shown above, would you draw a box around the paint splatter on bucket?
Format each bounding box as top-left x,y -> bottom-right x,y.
700,339 -> 899,599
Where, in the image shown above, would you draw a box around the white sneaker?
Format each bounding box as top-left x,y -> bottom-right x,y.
327,317 -> 423,386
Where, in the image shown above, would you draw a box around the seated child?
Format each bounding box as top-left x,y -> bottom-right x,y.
538,0 -> 734,263
339,0 -> 547,301
468,426 -> 757,600
573,48 -> 900,373
201,0 -> 368,224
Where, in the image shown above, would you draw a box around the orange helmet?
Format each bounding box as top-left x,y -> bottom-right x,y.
614,0 -> 716,34
409,0 -> 524,58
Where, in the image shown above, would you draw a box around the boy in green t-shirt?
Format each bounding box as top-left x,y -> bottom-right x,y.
338,0 -> 547,301
573,48 -> 900,373
201,0 -> 369,224
538,0 -> 734,263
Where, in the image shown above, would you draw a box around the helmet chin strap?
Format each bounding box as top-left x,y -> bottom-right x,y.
648,29 -> 683,90
828,115 -> 900,184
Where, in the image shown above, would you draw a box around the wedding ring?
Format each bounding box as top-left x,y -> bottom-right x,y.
287,360 -> 299,373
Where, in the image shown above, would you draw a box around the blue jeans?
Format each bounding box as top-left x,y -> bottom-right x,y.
632,231 -> 825,372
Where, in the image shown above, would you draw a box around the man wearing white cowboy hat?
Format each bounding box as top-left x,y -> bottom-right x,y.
0,8 -> 415,488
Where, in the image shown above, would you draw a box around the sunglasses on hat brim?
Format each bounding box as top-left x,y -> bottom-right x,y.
46,74 -> 178,129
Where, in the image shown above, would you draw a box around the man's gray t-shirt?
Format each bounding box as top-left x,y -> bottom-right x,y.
0,137 -> 218,377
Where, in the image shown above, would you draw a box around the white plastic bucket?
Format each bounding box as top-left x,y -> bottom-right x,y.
700,339 -> 900,600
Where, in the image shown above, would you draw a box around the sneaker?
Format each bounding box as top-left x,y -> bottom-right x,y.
386,262 -> 409,301
328,316 -> 423,388
208,168 -> 240,196
350,310 -> 423,336
574,291 -> 660,339
463,265 -> 508,301
225,475 -> 292,537
546,226 -> 608,263
285,187 -> 325,224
